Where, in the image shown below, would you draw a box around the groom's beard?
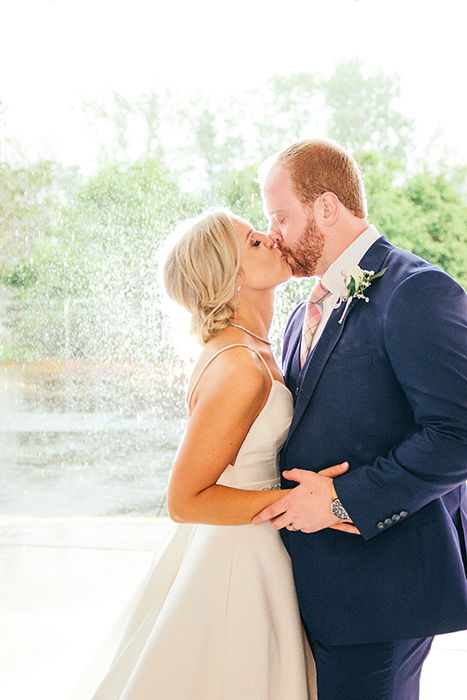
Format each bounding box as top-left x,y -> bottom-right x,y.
280,216 -> 325,278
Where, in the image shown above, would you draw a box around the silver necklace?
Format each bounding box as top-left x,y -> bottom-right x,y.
229,323 -> 272,345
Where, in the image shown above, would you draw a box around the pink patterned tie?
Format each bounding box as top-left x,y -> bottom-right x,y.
300,280 -> 331,368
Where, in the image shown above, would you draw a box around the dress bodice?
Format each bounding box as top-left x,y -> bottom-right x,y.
187,343 -> 293,491
216,379 -> 293,490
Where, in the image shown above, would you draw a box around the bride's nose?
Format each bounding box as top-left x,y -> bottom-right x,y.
253,232 -> 276,250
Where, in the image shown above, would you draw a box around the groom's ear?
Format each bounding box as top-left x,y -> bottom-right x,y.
316,192 -> 339,226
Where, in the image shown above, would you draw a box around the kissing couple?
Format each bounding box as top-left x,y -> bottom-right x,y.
91,139 -> 467,700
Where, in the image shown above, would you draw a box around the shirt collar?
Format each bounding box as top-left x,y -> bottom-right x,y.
321,224 -> 381,298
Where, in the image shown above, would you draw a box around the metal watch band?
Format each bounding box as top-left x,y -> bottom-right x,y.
331,497 -> 350,520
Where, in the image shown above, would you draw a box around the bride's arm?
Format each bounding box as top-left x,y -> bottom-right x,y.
167,347 -> 294,525
167,348 -> 349,525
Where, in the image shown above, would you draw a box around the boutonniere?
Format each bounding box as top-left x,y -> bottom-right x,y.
338,264 -> 388,324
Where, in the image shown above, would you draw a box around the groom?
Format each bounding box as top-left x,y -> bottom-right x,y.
252,140 -> 467,699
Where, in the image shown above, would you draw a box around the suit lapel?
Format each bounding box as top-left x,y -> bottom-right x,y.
286,304 -> 349,442
284,236 -> 393,445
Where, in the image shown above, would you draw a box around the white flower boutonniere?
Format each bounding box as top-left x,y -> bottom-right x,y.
338,264 -> 388,324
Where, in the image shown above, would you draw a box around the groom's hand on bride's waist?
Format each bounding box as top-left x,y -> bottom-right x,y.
251,463 -> 361,535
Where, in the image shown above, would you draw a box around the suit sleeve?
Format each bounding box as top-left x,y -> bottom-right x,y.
334,268 -> 467,541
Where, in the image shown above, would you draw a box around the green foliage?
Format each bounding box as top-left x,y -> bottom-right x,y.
0,160 -> 73,276
360,152 -> 467,287
2,156 -> 199,361
403,169 -> 467,285
215,165 -> 266,228
251,73 -> 318,159
2,64 -> 466,363
323,59 -> 413,160
3,261 -> 37,288
76,156 -> 191,247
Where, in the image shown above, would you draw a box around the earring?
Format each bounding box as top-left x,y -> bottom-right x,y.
236,286 -> 242,292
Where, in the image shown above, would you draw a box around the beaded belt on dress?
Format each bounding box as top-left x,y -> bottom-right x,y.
216,476 -> 281,490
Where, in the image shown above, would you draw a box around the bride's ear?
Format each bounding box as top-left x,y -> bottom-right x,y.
234,269 -> 246,293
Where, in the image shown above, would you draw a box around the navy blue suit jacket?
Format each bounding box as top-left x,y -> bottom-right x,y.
280,235 -> 467,644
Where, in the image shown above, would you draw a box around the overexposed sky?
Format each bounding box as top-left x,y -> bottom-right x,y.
1,0 -> 466,170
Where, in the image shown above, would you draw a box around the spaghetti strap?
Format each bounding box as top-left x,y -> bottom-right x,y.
186,343 -> 274,410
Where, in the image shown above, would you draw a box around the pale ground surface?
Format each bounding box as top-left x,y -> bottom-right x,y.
0,516 -> 465,700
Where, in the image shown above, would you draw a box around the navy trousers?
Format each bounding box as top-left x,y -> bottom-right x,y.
309,634 -> 434,700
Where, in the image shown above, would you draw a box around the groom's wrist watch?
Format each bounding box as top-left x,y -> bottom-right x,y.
331,483 -> 350,520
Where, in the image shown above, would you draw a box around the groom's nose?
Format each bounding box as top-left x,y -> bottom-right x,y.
266,222 -> 284,247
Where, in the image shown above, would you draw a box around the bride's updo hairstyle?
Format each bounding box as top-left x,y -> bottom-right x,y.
163,208 -> 241,343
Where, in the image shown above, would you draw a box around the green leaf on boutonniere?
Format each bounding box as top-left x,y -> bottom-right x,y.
369,267 -> 388,281
347,278 -> 356,296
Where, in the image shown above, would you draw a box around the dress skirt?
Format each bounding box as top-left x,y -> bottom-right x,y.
91,520 -> 316,699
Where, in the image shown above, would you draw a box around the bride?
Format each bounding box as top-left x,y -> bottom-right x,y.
90,208 -> 348,699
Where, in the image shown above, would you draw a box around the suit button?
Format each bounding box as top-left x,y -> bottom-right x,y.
392,513 -> 401,522
400,510 -> 408,518
295,387 -> 300,396
377,521 -> 384,529
384,518 -> 392,527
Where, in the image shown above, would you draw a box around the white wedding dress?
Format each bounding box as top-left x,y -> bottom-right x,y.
90,344 -> 316,699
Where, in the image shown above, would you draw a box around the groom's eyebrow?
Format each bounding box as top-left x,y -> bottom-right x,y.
268,209 -> 284,219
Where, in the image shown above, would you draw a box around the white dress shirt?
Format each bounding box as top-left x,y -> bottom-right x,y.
309,224 -> 381,350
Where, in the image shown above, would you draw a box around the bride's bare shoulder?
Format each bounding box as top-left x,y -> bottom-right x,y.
188,343 -> 269,415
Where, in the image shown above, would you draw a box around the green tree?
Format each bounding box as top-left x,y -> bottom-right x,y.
322,59 -> 413,160
402,168 -> 467,286
0,160 -> 79,278
215,164 -> 265,226
84,90 -> 169,164
3,156 -> 199,361
251,73 -> 318,160
4,69 -> 465,363
361,152 -> 467,287
81,64 -> 414,197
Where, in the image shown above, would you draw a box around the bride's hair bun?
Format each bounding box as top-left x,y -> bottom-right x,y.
163,208 -> 241,343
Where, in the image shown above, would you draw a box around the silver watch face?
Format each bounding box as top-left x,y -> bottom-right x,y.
332,498 -> 350,520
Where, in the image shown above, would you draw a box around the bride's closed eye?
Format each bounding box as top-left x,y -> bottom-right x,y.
250,238 -> 261,247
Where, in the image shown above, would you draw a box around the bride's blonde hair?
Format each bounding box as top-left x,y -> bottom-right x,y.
163,208 -> 241,343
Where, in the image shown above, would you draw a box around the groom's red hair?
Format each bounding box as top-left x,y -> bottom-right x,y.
277,139 -> 367,219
